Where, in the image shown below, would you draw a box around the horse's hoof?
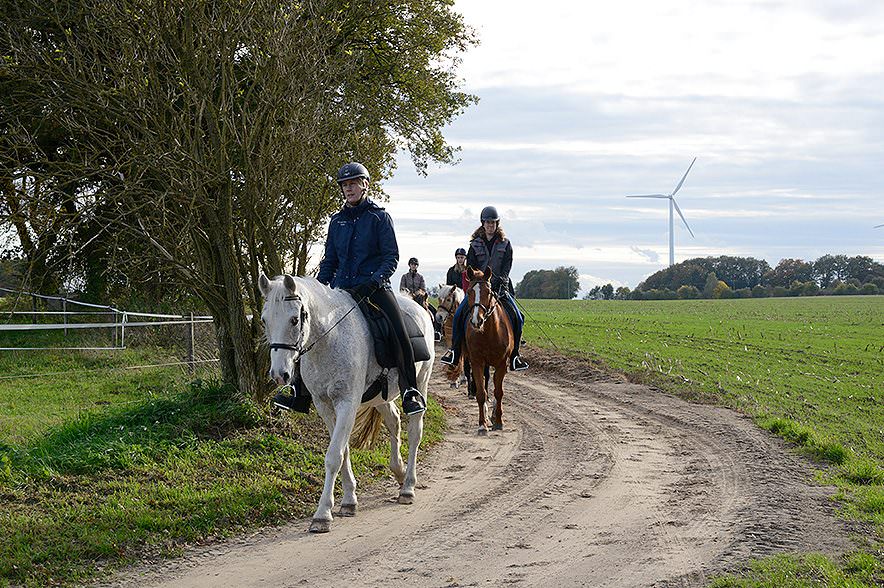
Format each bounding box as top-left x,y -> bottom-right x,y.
397,493 -> 414,505
491,423 -> 503,431
309,519 -> 331,533
339,503 -> 357,517
478,427 -> 488,436
468,392 -> 476,399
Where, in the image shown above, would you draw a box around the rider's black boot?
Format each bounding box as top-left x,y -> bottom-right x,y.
510,355 -> 529,372
273,391 -> 311,413
401,387 -> 427,415
440,348 -> 457,366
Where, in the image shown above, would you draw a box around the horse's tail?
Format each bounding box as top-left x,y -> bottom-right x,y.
351,405 -> 384,449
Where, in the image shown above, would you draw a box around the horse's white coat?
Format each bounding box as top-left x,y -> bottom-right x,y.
259,274 -> 434,531
433,284 -> 464,326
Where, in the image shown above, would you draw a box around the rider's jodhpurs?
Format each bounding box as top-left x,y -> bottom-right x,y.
367,286 -> 418,392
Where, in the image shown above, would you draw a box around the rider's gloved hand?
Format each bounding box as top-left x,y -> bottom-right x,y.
354,281 -> 378,301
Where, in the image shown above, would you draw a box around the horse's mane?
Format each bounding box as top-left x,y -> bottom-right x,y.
470,226 -> 507,240
265,275 -> 350,312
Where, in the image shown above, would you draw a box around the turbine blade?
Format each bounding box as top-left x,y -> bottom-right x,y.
626,194 -> 669,198
672,198 -> 695,238
671,157 -> 697,196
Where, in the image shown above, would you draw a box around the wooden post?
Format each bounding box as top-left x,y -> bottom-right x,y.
121,312 -> 127,348
31,295 -> 37,324
63,298 -> 68,338
112,311 -> 118,348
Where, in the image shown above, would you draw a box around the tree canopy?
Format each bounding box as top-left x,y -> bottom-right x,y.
515,266 -> 579,299
1,0 -> 477,395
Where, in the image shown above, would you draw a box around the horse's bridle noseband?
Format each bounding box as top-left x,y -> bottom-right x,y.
268,294 -> 309,356
469,282 -> 498,329
436,289 -> 459,317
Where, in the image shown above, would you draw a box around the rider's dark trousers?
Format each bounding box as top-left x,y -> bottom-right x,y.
368,286 -> 418,393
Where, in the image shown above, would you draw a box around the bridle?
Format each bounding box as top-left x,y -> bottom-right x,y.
468,281 -> 498,329
268,294 -> 309,357
436,287 -> 459,319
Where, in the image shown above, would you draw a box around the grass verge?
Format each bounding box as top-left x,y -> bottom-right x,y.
0,374 -> 445,587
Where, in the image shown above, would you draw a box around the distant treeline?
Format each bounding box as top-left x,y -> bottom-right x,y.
585,254 -> 884,300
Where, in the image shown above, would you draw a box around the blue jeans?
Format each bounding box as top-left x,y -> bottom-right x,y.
450,292 -> 524,359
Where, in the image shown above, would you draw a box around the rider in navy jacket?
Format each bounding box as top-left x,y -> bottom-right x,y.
317,197 -> 398,290
314,162 -> 426,416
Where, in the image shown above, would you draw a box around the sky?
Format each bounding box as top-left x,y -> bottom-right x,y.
375,0 -> 884,295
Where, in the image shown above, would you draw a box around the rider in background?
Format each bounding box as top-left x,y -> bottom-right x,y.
446,248 -> 469,291
399,257 -> 426,294
315,162 -> 426,415
440,206 -> 529,372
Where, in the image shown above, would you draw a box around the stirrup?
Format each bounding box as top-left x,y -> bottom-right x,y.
273,392 -> 311,414
440,349 -> 456,366
434,331 -> 442,342
401,388 -> 426,415
510,356 -> 529,372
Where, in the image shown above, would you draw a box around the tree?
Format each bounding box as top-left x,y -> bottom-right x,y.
614,286 -> 631,300
515,266 -> 579,299
2,0 -> 476,397
703,272 -> 719,298
763,258 -> 813,287
677,285 -> 699,299
600,283 -> 614,300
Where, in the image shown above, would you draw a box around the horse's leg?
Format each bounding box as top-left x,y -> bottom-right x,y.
473,360 -> 490,434
311,391 -> 359,533
400,406 -> 425,504
339,442 -> 358,517
400,356 -> 432,503
377,401 -> 405,485
491,363 -> 507,431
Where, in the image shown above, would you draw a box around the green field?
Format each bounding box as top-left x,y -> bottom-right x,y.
520,295 -> 884,585
521,296 -> 883,520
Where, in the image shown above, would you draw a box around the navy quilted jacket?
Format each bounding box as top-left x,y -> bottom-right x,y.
316,198 -> 399,289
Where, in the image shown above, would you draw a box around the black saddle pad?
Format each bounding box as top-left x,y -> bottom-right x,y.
360,303 -> 431,369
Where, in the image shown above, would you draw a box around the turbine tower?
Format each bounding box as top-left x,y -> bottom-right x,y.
627,157 -> 697,266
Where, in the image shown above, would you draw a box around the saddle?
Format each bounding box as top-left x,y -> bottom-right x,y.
359,300 -> 431,369
283,296 -> 431,413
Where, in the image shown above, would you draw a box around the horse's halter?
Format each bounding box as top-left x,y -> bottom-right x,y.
268,294 -> 309,358
468,281 -> 498,329
436,288 -> 459,319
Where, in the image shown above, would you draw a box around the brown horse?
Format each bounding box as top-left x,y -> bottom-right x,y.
402,288 -> 436,324
463,267 -> 514,434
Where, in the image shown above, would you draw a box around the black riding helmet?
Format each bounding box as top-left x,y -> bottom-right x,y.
455,248 -> 466,256
408,257 -> 419,265
336,162 -> 370,184
480,206 -> 500,222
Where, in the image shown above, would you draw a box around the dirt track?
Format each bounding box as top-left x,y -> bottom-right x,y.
113,349 -> 858,588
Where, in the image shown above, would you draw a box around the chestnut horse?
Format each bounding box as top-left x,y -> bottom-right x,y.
464,267 -> 515,434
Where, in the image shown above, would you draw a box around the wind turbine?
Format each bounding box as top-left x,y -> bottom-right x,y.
627,157 -> 697,266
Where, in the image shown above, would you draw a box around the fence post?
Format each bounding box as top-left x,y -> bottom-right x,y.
112,311 -> 118,348
31,295 -> 37,324
121,312 -> 127,348
188,312 -> 195,373
63,298 -> 68,338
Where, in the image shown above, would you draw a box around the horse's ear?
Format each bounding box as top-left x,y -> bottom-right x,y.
259,273 -> 271,297
466,266 -> 476,280
484,266 -> 493,281
283,274 -> 297,294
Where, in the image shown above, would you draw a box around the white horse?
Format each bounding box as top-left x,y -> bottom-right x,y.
259,273 -> 434,533
434,284 -> 467,387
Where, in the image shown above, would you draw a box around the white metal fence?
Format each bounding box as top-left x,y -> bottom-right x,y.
0,288 -> 216,370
